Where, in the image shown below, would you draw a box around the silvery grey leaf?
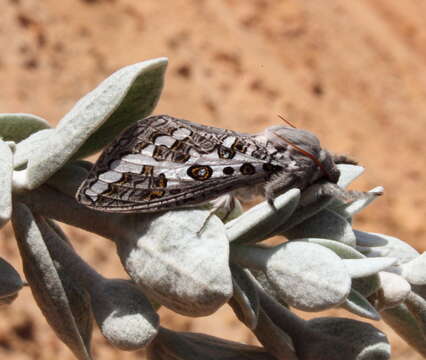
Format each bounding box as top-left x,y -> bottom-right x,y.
355,230 -> 419,264
306,317 -> 390,360
336,164 -> 365,188
401,252 -> 426,285
22,58 -> 168,190
273,192 -> 334,234
11,203 -> 92,360
249,269 -> 288,308
90,279 -> 159,350
254,309 -> 297,360
226,189 -> 300,244
230,242 -> 351,311
147,327 -> 277,360
45,218 -> 70,244
256,281 -> 389,360
283,209 -> 356,247
327,186 -> 383,219
31,213 -> 159,351
13,129 -> 55,170
381,304 -> 426,357
0,113 -> 50,143
25,211 -> 93,356
0,139 -> 13,228
341,288 -> 380,320
352,275 -> 381,298
229,264 -> 259,329
241,271 -> 296,359
374,272 -> 411,311
297,237 -> 364,259
342,258 -> 397,279
69,58 -> 168,160
115,209 -> 232,316
0,257 -> 23,302
405,291 -> 426,337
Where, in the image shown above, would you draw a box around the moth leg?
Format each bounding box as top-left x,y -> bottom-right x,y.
264,172 -> 301,209
332,153 -> 358,165
197,193 -> 239,235
208,193 -> 241,222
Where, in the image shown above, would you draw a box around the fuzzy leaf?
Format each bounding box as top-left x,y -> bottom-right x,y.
230,242 -> 351,311
327,186 -> 383,219
375,272 -> 411,310
382,304 -> 426,357
336,164 -> 365,188
90,279 -> 159,350
0,257 -> 23,301
355,230 -> 419,264
284,209 -> 356,246
116,209 -> 232,316
351,275 -> 381,298
405,291 -> 426,337
11,203 -> 92,360
254,310 -> 297,360
306,317 -> 390,360
343,257 -> 397,278
402,252 -> 426,285
342,288 -> 381,320
0,113 -> 50,142
13,129 -> 55,170
226,189 -> 300,244
229,265 -> 259,329
0,140 -> 13,227
299,237 -> 364,259
31,214 -> 159,351
22,58 -> 167,190
274,193 -> 334,234
147,327 -> 277,360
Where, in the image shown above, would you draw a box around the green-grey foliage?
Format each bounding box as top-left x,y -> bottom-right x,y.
0,58 -> 425,359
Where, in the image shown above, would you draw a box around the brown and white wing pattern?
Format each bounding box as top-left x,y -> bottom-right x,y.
76,115 -> 283,212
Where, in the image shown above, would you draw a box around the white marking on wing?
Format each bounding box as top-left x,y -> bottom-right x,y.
155,135 -> 177,148
222,136 -> 236,148
98,171 -> 123,183
84,189 -> 98,200
173,127 -> 192,140
142,144 -> 155,156
89,180 -> 109,194
110,160 -> 143,174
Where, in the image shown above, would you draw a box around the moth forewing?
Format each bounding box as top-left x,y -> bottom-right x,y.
76,115 -> 355,213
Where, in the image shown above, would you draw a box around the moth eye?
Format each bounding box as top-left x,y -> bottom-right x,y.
187,165 -> 213,181
240,163 -> 256,175
223,167 -> 235,175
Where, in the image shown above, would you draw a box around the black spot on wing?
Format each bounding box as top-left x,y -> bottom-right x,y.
187,165 -> 213,181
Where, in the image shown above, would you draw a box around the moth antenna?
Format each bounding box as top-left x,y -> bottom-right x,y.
274,132 -> 332,180
277,114 -> 297,129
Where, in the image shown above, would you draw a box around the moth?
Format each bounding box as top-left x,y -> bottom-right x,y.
76,114 -> 359,213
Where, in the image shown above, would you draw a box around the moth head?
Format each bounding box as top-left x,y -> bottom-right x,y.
265,126 -> 341,183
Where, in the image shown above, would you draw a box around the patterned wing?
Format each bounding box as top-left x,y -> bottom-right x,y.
76,115 -> 281,212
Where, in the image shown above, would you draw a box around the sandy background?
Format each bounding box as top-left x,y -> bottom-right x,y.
1,0 -> 425,359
